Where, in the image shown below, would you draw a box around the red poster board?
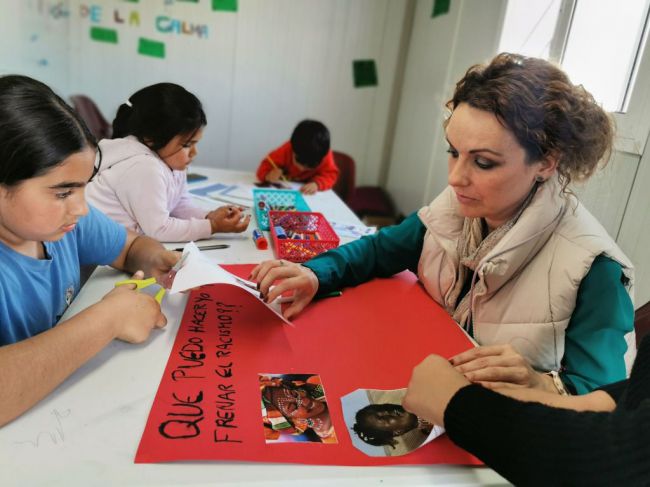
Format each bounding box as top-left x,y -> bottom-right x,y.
135,265 -> 479,465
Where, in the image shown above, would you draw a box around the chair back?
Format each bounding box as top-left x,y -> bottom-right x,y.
70,94 -> 112,140
332,151 -> 356,203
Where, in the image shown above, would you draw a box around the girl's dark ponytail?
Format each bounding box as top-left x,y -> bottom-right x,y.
110,83 -> 206,150
111,102 -> 133,139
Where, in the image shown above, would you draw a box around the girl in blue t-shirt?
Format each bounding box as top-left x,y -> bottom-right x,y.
0,75 -> 180,426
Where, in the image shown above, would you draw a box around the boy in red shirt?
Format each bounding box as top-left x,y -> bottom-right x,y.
256,120 -> 339,194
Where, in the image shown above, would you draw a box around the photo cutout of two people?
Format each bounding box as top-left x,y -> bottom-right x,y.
341,388 -> 445,457
259,373 -> 338,444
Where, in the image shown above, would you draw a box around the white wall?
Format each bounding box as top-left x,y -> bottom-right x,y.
386,0 -> 507,214
1,0 -> 409,185
0,1 -> 70,91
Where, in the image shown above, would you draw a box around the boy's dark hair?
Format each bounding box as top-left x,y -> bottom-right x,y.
112,83 -> 207,151
0,75 -> 97,187
290,119 -> 330,168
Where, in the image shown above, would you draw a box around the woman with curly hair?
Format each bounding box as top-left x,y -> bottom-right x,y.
252,53 -> 634,396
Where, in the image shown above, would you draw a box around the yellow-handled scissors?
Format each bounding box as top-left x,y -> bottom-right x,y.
114,252 -> 188,304
114,276 -> 166,304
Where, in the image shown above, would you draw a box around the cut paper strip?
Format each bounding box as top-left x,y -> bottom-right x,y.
138,37 -> 165,58
352,59 -> 378,88
212,0 -> 238,12
169,242 -> 291,325
432,0 -> 451,18
90,26 -> 118,44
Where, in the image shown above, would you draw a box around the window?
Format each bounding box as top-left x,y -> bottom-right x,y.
498,0 -> 562,60
498,0 -> 650,153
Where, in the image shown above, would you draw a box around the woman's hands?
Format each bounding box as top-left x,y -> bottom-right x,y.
403,350 -> 616,431
206,206 -> 251,234
450,344 -> 557,393
402,354 -> 471,427
98,270 -> 167,343
250,259 -> 320,319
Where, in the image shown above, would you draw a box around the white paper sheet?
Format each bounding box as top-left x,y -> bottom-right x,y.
169,241 -> 291,325
329,221 -> 377,239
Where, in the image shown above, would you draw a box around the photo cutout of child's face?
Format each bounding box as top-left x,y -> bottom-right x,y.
259,373 -> 337,444
341,388 -> 445,457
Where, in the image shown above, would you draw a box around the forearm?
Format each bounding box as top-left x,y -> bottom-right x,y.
122,235 -> 168,275
444,385 -> 647,485
142,216 -> 212,242
304,237 -> 383,294
0,304 -> 116,427
495,387 -> 616,412
304,212 -> 425,294
256,159 -> 273,181
171,196 -> 211,221
562,255 -> 634,394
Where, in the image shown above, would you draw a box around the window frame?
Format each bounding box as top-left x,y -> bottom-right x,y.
508,0 -> 650,155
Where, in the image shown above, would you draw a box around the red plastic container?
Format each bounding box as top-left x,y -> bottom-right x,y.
268,211 -> 340,263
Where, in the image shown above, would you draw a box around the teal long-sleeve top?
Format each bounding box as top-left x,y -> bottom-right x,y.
304,212 -> 634,394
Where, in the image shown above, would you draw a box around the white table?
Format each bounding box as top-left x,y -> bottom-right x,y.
0,168 -> 507,486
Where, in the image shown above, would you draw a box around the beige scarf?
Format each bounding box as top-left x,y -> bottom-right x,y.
448,185 -> 539,330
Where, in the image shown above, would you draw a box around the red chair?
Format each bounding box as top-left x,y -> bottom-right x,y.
70,94 -> 112,140
332,151 -> 396,224
332,151 -> 356,203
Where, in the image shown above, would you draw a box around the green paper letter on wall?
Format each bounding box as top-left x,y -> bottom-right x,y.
138,38 -> 165,59
90,27 -> 118,44
212,0 -> 237,12
432,0 -> 451,18
352,60 -> 378,88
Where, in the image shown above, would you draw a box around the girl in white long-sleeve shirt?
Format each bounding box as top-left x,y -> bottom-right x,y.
86,83 -> 250,242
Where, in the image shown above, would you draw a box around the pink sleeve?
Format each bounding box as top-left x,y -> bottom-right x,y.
171,177 -> 210,220
114,162 -> 212,242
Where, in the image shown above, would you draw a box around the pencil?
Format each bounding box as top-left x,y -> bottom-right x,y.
173,244 -> 230,251
316,290 -> 343,300
276,290 -> 342,304
266,156 -> 288,182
